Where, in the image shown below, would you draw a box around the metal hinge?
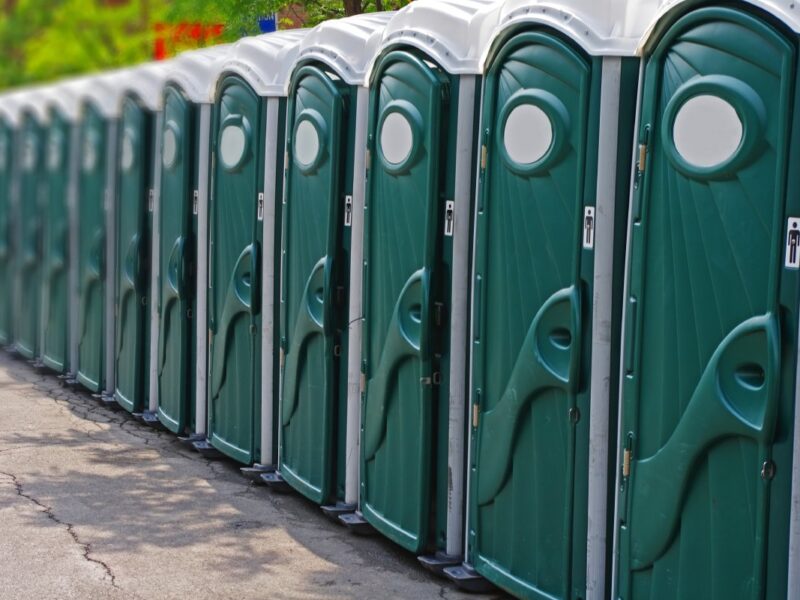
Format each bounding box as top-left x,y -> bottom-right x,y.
279,347 -> 285,368
638,126 -> 650,173
360,372 -> 366,394
192,190 -> 199,215
444,200 -> 455,237
257,192 -> 264,221
472,403 -> 480,428
622,448 -> 632,478
148,189 -> 155,212
365,149 -> 371,171
344,195 -> 353,227
480,144 -> 487,170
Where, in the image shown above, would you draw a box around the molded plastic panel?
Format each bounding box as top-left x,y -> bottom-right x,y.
280,65 -> 349,504
115,97 -> 153,413
469,31 -> 593,599
157,86 -> 197,434
16,113 -> 43,359
0,121 -> 11,345
207,76 -> 263,465
41,111 -> 71,372
76,104 -> 108,392
361,50 -> 447,554
617,9 -> 798,599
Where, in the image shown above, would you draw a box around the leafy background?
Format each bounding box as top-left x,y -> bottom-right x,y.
0,0 -> 412,88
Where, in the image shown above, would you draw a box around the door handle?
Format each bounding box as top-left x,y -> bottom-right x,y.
476,285 -> 581,505
281,257 -> 328,426
628,313 -> 780,569
78,229 -> 105,346
166,236 -> 187,300
363,268 -> 430,460
209,243 -> 257,400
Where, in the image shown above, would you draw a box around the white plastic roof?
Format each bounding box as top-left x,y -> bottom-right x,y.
633,0 -> 800,52
217,29 -> 309,97
376,0 -> 498,75
294,12 -> 393,86
164,44 -> 232,104
72,69 -> 131,119
478,0 -> 661,60
117,61 -> 173,111
0,90 -> 28,127
40,78 -> 85,122
9,88 -> 49,124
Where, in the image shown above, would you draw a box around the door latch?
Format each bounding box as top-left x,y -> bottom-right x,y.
257,192 -> 264,221
444,200 -> 455,237
192,190 -> 199,215
344,195 -> 353,227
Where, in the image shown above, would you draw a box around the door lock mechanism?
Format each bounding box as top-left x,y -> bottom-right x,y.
444,200 -> 455,237
344,195 -> 353,227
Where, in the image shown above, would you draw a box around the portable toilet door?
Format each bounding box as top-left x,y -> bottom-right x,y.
74,73 -> 125,393
270,12 -> 391,510
355,0 -> 492,558
153,45 -> 230,435
0,94 -> 21,347
14,96 -> 47,360
436,1 -> 650,597
203,30 -> 307,465
113,64 -> 170,414
613,2 -> 800,599
40,83 -> 81,374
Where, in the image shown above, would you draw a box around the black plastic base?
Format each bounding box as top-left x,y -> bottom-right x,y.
418,552 -> 462,576
240,463 -> 275,483
260,471 -> 293,493
320,502 -> 356,522
177,433 -> 206,449
140,411 -> 166,430
93,393 -> 119,409
443,564 -> 496,594
192,439 -> 223,459
339,511 -> 377,536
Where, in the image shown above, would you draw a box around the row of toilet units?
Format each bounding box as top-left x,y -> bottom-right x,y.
2,0 -> 800,597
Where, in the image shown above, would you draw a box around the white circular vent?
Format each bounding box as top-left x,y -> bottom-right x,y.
22,134 -> 36,172
294,120 -> 320,167
120,130 -> 135,172
47,132 -> 62,171
83,134 -> 97,172
673,95 -> 742,168
219,124 -> 246,169
504,104 -> 553,165
163,127 -> 178,169
380,112 -> 413,166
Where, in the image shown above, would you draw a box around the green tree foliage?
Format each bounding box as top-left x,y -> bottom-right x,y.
0,0 -> 413,88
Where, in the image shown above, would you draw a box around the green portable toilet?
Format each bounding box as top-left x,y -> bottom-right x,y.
346,0 -> 492,561
612,2 -> 800,599
38,82 -> 82,374
198,30 -> 308,465
112,63 -> 171,414
435,0 -> 649,597
13,92 -> 48,361
263,13 -> 392,512
71,72 -> 126,394
149,44 -> 230,435
0,93 -> 24,348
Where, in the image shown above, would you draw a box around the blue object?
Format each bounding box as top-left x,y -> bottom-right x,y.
258,15 -> 277,33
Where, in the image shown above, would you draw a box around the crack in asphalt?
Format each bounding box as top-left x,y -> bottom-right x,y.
0,470 -> 120,590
